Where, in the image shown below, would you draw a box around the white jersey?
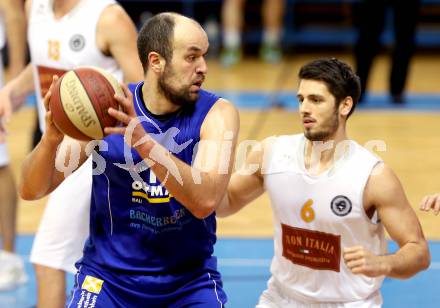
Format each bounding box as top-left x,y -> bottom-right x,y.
28,0 -> 122,132
263,134 -> 387,304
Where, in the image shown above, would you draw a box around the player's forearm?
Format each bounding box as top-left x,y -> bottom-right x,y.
5,11 -> 27,76
151,156 -> 230,219
382,240 -> 430,279
215,194 -> 232,218
137,141 -> 231,219
19,136 -> 62,200
216,184 -> 251,218
215,193 -> 241,218
8,65 -> 35,110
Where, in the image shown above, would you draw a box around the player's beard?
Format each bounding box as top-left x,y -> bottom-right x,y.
304,109 -> 339,141
158,64 -> 199,107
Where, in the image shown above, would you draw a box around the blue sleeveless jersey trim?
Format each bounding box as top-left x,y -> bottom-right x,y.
81,82 -> 220,275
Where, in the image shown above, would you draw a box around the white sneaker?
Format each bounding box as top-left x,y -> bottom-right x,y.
0,250 -> 28,291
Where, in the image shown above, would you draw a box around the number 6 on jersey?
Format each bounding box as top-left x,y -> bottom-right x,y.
301,199 -> 315,223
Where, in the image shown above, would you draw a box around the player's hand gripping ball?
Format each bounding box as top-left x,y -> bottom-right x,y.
49,67 -> 123,141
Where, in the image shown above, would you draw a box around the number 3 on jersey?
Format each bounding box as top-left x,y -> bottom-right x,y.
301,199 -> 315,223
48,40 -> 60,61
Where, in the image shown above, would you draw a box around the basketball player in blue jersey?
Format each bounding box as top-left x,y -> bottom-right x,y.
20,12 -> 239,307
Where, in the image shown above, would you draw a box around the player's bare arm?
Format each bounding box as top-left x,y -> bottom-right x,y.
420,193 -> 440,215
216,138 -> 272,217
0,0 -> 26,78
19,77 -> 89,200
0,64 -> 33,143
97,4 -> 143,83
0,0 -> 29,124
343,163 -> 430,279
105,85 -> 240,219
0,65 -> 35,125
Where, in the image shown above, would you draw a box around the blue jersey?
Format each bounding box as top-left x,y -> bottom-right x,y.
80,81 -> 219,274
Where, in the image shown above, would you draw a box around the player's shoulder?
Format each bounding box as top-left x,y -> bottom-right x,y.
99,2 -> 128,23
363,162 -> 405,208
203,93 -> 238,118
367,162 -> 397,187
263,134 -> 302,149
259,134 -> 302,171
213,97 -> 236,111
345,140 -> 383,171
127,81 -> 142,94
200,95 -> 239,137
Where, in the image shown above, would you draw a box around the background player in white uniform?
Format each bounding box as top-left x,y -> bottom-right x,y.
0,0 -> 142,306
0,0 -> 27,291
217,58 -> 430,307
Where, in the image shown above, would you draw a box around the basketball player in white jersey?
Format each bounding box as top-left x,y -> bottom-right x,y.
217,58 -> 430,307
0,0 -> 142,305
0,0 -> 27,291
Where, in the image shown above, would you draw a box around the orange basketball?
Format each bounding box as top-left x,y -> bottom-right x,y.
49,67 -> 123,141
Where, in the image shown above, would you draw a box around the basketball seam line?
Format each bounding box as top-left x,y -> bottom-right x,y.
75,69 -> 104,139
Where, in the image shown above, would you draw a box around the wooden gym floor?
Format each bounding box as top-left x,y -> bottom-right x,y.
7,53 -> 440,239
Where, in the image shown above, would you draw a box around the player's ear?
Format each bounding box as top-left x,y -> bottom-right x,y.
339,97 -> 353,117
148,52 -> 165,73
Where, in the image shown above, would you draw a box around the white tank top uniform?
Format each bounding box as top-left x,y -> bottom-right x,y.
259,134 -> 386,307
28,0 -> 122,132
28,0 -> 122,274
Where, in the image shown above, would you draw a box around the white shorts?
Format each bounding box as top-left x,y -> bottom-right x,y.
257,278 -> 383,308
0,143 -> 9,167
30,157 -> 92,274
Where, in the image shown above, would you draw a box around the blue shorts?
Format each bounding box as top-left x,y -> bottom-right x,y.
66,262 -> 227,308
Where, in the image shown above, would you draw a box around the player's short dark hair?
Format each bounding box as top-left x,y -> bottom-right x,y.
137,13 -> 176,73
298,58 -> 361,118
